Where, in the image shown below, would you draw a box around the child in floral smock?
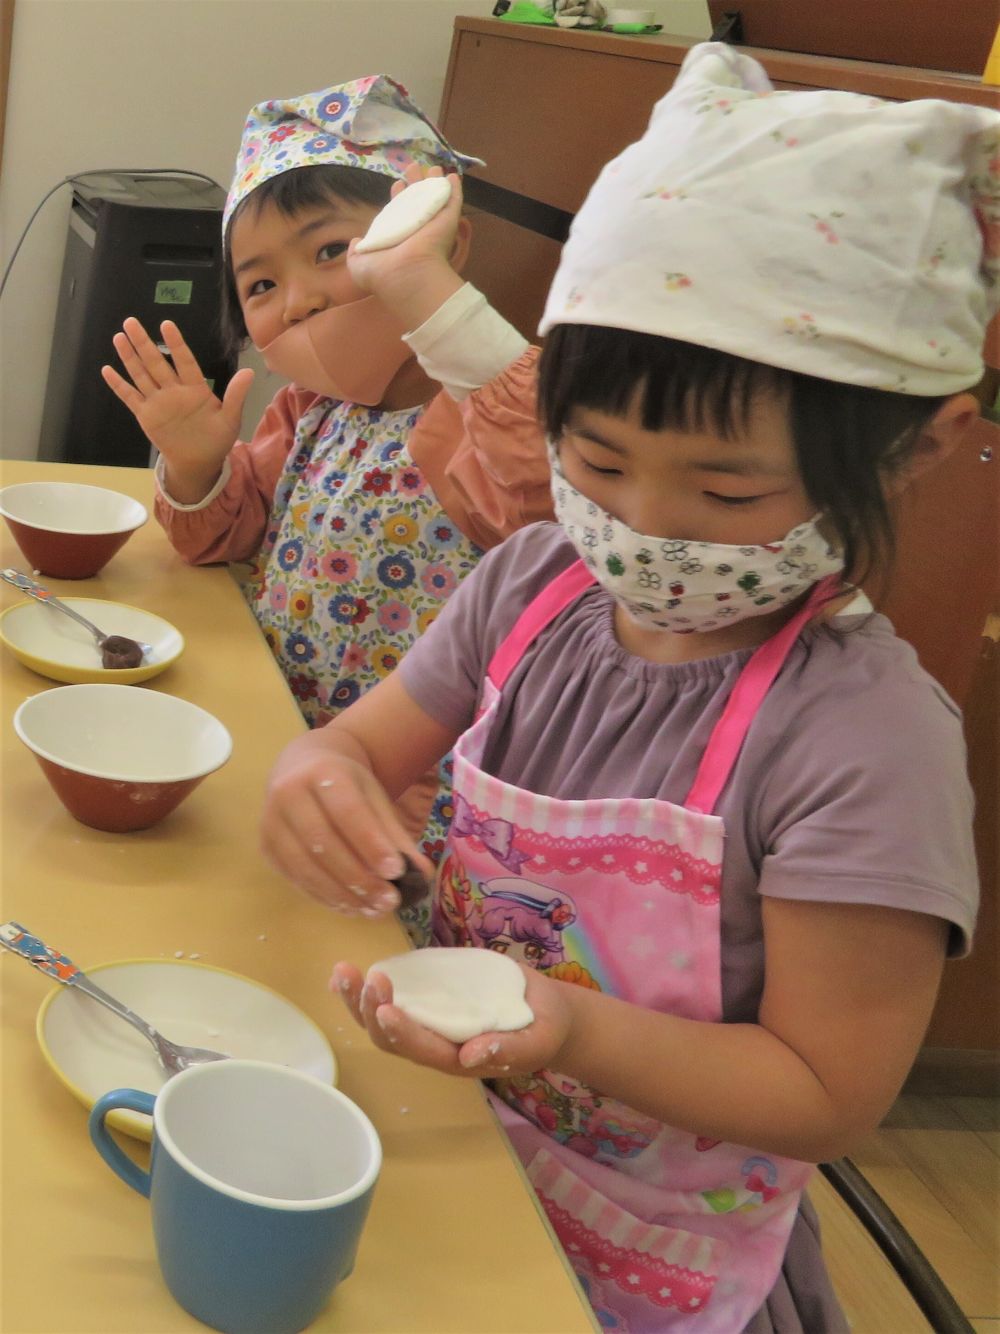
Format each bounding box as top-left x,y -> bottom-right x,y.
103,76 -> 551,891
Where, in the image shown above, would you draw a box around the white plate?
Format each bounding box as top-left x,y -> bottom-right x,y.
37,959 -> 337,1140
0,598 -> 184,684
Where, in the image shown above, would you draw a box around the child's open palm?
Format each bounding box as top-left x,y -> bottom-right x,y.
102,318 -> 255,491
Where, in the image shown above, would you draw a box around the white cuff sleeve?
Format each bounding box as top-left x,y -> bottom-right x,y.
155,455 -> 232,511
404,283 -> 530,402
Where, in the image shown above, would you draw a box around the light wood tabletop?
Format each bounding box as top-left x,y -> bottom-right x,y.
0,459 -> 595,1334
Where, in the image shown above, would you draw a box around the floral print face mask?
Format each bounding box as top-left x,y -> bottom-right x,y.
549,447 -> 844,634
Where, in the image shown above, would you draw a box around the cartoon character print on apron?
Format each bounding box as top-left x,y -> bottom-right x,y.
432,560 -> 840,1333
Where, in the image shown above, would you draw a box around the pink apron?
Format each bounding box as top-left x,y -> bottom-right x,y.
432,561 -> 839,1332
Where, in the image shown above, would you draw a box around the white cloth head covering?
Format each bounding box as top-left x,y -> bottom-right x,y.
540,42 -> 1000,395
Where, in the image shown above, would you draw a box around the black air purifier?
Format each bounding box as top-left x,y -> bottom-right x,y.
38,173 -> 236,468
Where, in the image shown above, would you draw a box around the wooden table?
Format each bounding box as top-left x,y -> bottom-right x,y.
0,460 -> 594,1334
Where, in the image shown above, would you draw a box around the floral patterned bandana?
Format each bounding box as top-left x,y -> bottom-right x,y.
540,42 -> 1000,395
224,74 -> 483,238
550,447 -> 844,634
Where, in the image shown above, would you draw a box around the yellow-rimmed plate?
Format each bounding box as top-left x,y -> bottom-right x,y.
37,959 -> 337,1139
0,597 -> 183,684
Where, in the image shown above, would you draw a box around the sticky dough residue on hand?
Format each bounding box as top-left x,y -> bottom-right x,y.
368,947 -> 534,1043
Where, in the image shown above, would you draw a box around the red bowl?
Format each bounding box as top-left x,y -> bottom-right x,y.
30,758 -> 206,833
0,482 -> 148,579
14,684 -> 232,833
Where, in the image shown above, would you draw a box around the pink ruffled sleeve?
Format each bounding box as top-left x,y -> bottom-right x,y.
154,383 -> 322,565
408,345 -> 553,549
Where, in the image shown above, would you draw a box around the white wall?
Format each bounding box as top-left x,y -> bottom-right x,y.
0,0 -> 711,461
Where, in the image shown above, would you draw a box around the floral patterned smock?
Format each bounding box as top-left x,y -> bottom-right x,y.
240,394 -> 481,918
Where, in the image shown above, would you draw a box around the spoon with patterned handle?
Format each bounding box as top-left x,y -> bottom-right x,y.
1,568 -> 151,668
0,922 -> 228,1076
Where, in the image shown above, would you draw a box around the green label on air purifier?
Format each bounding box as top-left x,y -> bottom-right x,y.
154,279 -> 193,305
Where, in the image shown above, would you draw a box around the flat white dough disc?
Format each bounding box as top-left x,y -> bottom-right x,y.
353,177 -> 452,254
368,947 -> 534,1043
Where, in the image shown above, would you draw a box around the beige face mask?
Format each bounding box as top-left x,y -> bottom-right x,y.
261,298 -> 413,406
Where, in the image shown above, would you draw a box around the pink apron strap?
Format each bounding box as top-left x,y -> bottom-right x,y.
685,574 -> 843,814
488,559 -> 597,690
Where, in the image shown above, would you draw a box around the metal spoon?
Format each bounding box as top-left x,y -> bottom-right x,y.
1,568 -> 151,668
0,922 -> 228,1076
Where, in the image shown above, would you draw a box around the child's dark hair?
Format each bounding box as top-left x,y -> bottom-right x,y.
539,325 -> 950,588
219,164 -> 393,357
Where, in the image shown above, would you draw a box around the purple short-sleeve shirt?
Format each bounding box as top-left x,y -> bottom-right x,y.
399,523 -> 978,1023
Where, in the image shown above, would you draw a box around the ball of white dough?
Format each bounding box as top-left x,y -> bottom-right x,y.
368,947 -> 535,1043
353,176 -> 453,254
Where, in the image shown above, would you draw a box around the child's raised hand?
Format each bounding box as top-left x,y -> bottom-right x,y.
346,165 -> 466,329
260,728 -> 433,917
102,319 -> 255,502
332,961 -> 577,1079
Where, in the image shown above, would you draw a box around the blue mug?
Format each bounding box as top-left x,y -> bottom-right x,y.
89,1059 -> 381,1334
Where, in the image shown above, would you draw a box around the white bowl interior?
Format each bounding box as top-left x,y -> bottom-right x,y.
0,482 -> 147,535
40,961 -> 337,1140
15,684 -> 231,781
2,599 -> 183,670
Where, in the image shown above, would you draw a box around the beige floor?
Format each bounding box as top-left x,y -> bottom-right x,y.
811,1095 -> 1000,1332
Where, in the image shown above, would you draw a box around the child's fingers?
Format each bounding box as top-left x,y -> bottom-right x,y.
264,790 -> 401,912
458,1031 -> 518,1072
400,162 -> 443,185
329,963 -> 365,1023
312,774 -> 413,884
100,364 -> 146,414
349,976 -> 424,1059
346,968 -> 493,1075
333,968 -> 390,1046
444,172 -> 463,213
372,1002 -> 468,1073
111,331 -> 160,397
120,317 -> 177,389
263,812 -> 397,915
220,367 -> 255,422
391,162 -> 445,198
158,320 -> 208,386
359,969 -> 394,1032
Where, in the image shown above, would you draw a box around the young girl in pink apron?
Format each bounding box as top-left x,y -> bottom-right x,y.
260,43 -> 995,1331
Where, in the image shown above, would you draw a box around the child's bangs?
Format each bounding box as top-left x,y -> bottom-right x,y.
539,324 -> 786,441
232,164 -> 393,230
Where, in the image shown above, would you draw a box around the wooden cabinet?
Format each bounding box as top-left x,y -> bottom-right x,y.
440,19 -> 1000,1061
704,0 -> 999,76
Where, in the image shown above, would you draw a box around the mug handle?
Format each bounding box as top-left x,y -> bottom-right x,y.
89,1088 -> 156,1197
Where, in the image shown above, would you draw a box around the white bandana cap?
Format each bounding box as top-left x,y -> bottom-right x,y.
540,42 -> 1000,395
